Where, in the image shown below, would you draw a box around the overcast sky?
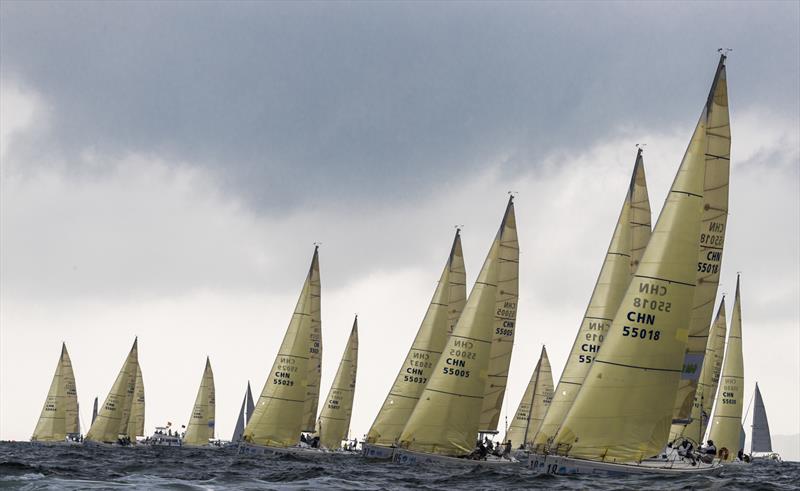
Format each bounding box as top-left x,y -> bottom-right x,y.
1,0 -> 798,459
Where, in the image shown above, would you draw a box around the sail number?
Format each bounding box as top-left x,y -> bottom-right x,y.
622,326 -> 661,340
632,297 -> 671,311
273,379 -> 294,386
697,262 -> 720,274
403,375 -> 428,384
442,367 -> 470,377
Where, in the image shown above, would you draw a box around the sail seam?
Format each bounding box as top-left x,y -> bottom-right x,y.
424,388 -> 483,399
595,359 -> 682,373
634,274 -> 695,288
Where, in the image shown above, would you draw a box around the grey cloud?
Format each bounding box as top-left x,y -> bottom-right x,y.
2,1 -> 798,210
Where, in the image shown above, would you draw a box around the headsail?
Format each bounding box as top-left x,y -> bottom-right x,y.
534,149 -> 651,447
86,338 -> 139,443
670,297 -> 727,442
91,397 -> 98,425
243,249 -> 315,447
708,275 -> 745,460
751,383 -> 773,453
302,247 -> 322,432
317,316 -> 359,449
553,74 -> 709,461
366,230 -> 466,446
673,54 -> 731,422
399,197 -> 518,456
184,357 -> 216,446
32,343 -> 80,442
126,363 -> 145,440
504,346 -> 554,449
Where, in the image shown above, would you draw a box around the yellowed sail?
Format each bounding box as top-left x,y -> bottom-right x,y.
399,197 -> 518,456
479,201 -> 520,432
670,297 -> 727,442
553,83 -> 709,461
534,150 -> 651,447
505,346 -> 554,449
708,276 -> 744,460
32,343 -> 79,441
183,357 -> 216,446
126,363 -> 145,439
317,317 -> 359,449
243,249 -> 315,447
673,54 -> 731,423
366,230 -> 466,446
302,247 -> 322,432
86,338 -> 139,443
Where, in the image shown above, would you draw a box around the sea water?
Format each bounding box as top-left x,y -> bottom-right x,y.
0,442 -> 797,490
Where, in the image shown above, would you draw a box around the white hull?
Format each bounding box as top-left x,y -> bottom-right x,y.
362,443 -> 395,460
393,448 -> 517,467
238,442 -> 348,457
529,454 -> 722,476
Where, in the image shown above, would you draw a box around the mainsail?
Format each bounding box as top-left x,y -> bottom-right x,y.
126,363 -> 145,440
708,275 -> 745,460
534,149 -> 651,447
183,357 -> 216,446
317,316 -> 359,449
366,230 -> 466,446
670,297 -> 727,442
302,247 -> 322,432
32,343 -> 80,442
86,338 -> 139,443
231,382 -> 255,443
552,75 -> 709,461
243,249 -> 316,447
504,346 -> 554,449
673,54 -> 731,423
751,383 -> 773,453
399,197 -> 518,456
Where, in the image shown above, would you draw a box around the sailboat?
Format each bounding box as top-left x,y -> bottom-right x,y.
505,346 -> 554,459
533,148 -> 651,450
750,383 -> 781,461
85,338 -> 140,445
31,343 -> 81,444
670,49 -> 732,434
708,275 -> 745,462
183,357 -> 216,447
529,56 -> 730,476
393,196 -> 519,466
230,382 -> 255,443
239,247 -> 321,456
363,229 -> 466,459
315,316 -> 359,451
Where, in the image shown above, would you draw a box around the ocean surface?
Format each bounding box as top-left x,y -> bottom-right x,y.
0,442 -> 798,490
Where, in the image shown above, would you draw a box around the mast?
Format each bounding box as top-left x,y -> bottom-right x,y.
366,229 -> 466,446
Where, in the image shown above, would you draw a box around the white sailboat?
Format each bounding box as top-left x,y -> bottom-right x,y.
31,343 -> 81,444
505,346 -> 554,459
182,357 -> 216,447
533,148 -> 651,450
530,56 -> 731,476
230,382 -> 255,443
363,229 -> 466,459
393,196 -> 519,466
239,247 -> 322,456
749,383 -> 781,461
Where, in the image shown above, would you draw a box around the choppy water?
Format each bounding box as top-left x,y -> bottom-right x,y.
0,442 -> 797,490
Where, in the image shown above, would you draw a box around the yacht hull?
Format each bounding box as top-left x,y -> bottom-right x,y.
528,454 -> 722,476
393,448 -> 516,467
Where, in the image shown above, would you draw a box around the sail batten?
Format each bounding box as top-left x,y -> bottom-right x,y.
366,230 -> 466,446
399,198 -> 518,456
317,317 -> 359,449
534,150 -> 651,448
